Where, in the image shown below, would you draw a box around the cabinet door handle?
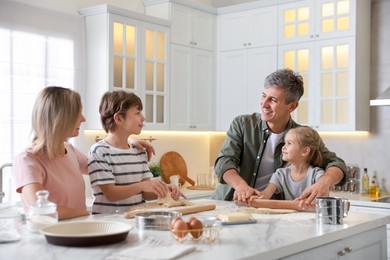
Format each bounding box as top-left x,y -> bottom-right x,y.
194,42 -> 197,45
248,42 -> 251,46
337,249 -> 347,256
243,43 -> 247,46
190,41 -> 194,45
337,247 -> 352,256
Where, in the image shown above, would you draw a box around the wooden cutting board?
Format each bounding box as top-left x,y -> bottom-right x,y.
123,203 -> 216,219
160,151 -> 195,186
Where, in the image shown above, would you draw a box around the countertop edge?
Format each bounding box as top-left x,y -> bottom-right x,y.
248,212 -> 390,259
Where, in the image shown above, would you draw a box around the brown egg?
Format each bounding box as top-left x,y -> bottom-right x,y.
170,216 -> 183,229
172,219 -> 188,238
188,218 -> 203,238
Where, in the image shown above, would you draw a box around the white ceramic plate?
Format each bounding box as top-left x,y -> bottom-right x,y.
40,221 -> 132,247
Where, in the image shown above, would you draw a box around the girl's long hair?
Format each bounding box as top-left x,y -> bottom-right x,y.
31,86 -> 82,159
289,126 -> 324,167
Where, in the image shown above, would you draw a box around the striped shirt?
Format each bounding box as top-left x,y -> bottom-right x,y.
87,140 -> 153,214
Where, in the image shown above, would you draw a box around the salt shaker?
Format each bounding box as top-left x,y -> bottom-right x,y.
27,190 -> 58,233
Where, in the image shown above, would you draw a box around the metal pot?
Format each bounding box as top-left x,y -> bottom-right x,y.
135,211 -> 182,230
316,197 -> 349,225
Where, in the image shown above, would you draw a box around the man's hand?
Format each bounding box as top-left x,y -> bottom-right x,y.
129,138 -> 155,161
297,166 -> 344,207
233,184 -> 262,204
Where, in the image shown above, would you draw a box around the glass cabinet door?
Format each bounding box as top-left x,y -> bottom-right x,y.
143,25 -> 169,126
279,0 -> 354,45
279,43 -> 315,127
316,37 -> 354,130
111,17 -> 169,129
112,21 -> 139,91
279,38 -> 354,130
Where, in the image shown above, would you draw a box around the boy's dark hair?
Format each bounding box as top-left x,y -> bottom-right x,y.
99,90 -> 143,133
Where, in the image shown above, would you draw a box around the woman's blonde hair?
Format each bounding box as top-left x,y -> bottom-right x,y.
31,86 -> 82,159
288,126 -> 324,167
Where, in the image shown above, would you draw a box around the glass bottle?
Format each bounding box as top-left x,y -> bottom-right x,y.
369,175 -> 379,197
27,190 -> 58,233
361,168 -> 369,194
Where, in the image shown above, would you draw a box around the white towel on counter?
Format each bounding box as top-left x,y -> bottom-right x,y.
106,237 -> 196,260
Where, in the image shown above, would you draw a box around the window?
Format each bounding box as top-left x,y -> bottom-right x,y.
0,2 -> 82,202
0,29 -> 75,166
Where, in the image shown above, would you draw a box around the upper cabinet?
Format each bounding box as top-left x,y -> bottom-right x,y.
218,5 -> 277,51
216,3 -> 278,131
145,0 -> 217,130
170,4 -> 215,51
278,0 -> 371,131
79,5 -> 170,130
278,0 -> 356,45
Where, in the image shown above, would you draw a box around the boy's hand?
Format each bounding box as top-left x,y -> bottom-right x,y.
168,184 -> 187,200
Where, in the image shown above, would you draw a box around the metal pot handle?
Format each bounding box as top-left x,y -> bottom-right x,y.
343,199 -> 350,217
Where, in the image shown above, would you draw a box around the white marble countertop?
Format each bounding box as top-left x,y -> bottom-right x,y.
330,191 -> 390,209
1,199 -> 390,260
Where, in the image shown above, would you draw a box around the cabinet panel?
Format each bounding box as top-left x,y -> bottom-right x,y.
283,226 -> 387,260
171,4 -> 215,51
217,47 -> 277,131
170,44 -> 214,130
218,6 -> 277,51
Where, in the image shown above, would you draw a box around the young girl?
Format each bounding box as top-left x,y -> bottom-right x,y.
252,126 -> 325,201
14,86 -> 90,220
88,90 -> 184,214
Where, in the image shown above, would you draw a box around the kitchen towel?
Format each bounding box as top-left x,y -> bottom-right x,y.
105,237 -> 196,260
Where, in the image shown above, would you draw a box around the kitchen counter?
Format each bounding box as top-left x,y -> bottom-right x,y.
1,199 -> 390,260
330,191 -> 390,209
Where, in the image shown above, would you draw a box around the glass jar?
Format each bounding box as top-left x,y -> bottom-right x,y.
27,190 -> 58,233
0,203 -> 23,242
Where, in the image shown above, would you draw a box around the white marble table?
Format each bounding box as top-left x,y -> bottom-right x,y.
1,199 -> 390,260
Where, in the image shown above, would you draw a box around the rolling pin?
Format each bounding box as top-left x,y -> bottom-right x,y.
248,199 -> 315,212
123,203 -> 216,219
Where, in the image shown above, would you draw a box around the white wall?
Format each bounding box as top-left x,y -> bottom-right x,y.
2,0 -> 390,193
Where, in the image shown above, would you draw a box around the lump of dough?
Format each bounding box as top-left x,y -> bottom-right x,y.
157,192 -> 192,208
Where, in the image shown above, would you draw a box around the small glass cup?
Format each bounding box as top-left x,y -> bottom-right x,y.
169,175 -> 181,187
0,203 -> 23,243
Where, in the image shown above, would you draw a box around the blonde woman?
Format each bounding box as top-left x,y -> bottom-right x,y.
251,126 -> 325,201
13,86 -> 89,220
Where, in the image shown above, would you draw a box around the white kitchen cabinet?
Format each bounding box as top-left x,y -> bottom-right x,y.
170,4 -> 215,51
170,44 -> 215,130
144,1 -> 216,51
145,1 -> 216,131
79,5 -> 170,130
217,46 -> 277,131
218,5 -> 277,51
283,226 -> 387,260
278,0 -> 370,131
350,204 -> 390,259
278,0 -> 357,45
